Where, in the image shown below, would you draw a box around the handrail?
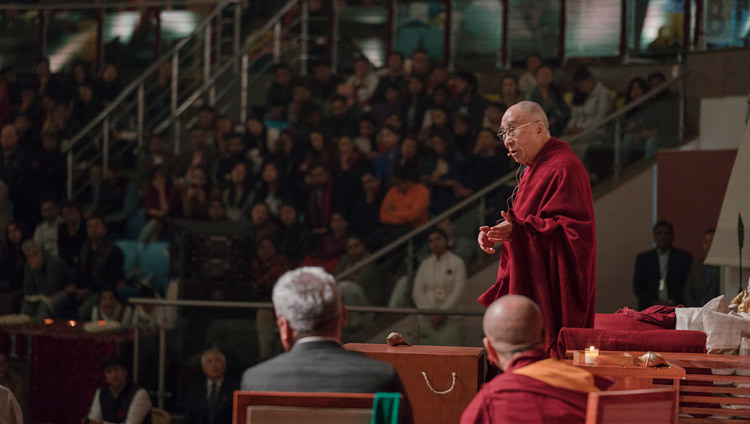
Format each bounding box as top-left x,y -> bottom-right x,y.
0,1 -> 221,10
61,0 -> 239,153
336,72 -> 688,282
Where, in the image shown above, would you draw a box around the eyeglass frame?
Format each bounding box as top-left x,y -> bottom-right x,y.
496,120 -> 540,143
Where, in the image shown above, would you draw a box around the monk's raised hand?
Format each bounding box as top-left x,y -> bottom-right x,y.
487,211 -> 513,243
478,226 -> 496,254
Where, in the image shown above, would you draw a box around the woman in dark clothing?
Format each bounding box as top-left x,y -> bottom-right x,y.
0,220 -> 29,314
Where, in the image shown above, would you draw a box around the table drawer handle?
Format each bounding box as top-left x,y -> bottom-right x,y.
421,371 -> 456,395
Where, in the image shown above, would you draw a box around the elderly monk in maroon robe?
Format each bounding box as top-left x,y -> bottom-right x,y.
461,295 -> 611,424
477,101 -> 596,355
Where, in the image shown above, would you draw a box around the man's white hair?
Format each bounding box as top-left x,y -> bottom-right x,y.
201,348 -> 226,366
272,267 -> 342,336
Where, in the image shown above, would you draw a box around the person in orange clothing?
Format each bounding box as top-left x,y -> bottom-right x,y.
378,166 -> 430,246
460,295 -> 612,424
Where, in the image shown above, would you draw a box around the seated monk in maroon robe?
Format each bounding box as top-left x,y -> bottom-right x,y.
477,101 -> 596,355
461,295 -> 612,424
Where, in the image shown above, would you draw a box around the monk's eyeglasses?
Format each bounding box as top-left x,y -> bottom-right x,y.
496,120 -> 539,143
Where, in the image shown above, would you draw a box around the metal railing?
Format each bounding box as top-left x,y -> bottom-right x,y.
129,297 -> 483,408
62,0 -> 242,199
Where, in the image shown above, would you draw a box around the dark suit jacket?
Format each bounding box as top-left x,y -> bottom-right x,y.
184,377 -> 239,424
684,260 -> 720,307
241,340 -> 405,394
633,247 -> 692,310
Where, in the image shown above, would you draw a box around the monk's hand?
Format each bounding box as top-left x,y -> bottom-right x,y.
478,226 -> 496,254
487,211 -> 513,243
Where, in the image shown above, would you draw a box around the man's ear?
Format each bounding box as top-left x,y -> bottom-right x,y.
277,316 -> 294,351
483,337 -> 498,368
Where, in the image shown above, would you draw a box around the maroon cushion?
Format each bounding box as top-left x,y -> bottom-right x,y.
594,313 -> 671,332
556,327 -> 707,358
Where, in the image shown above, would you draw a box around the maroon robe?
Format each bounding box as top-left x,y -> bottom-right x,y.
478,137 -> 596,354
460,350 -> 612,424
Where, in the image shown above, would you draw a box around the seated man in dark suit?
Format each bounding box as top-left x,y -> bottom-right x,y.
241,267 -> 408,396
633,220 -> 693,310
461,295 -> 611,424
184,348 -> 238,424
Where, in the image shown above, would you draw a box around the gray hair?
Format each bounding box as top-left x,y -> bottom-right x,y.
21,239 -> 41,255
200,348 -> 226,366
511,101 -> 550,132
272,267 -> 342,336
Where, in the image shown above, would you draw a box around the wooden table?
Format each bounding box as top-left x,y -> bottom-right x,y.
344,343 -> 485,424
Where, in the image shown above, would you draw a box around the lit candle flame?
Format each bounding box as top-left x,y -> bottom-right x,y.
43,319 -> 53,325
97,320 -> 107,326
589,346 -> 595,351
67,320 -> 76,327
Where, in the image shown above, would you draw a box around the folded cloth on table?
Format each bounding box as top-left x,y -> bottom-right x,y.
614,305 -> 677,328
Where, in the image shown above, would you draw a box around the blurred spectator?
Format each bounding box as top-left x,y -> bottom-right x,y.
267,63 -> 294,113
518,53 -> 542,95
620,77 -> 653,164
452,114 -> 476,155
61,215 -> 125,319
244,116 -> 274,159
30,129 -> 66,198
332,135 -> 369,218
57,200 -> 87,271
649,25 -> 681,57
287,81 -> 313,126
216,134 -> 249,190
422,129 -> 462,215
419,106 -> 451,144
90,160 -> 138,237
66,61 -> 93,102
499,75 -> 522,108
372,83 -> 404,127
0,67 -> 20,107
277,203 -> 311,266
181,166 -> 216,220
99,64 -> 123,106
482,102 -> 506,133
21,239 -> 71,319
373,52 -> 406,103
436,217 -> 476,264
249,202 -> 278,244
32,57 -> 63,102
326,95 -> 357,138
526,65 -> 570,137
301,212 -> 349,273
131,285 -> 175,329
71,83 -> 103,129
409,48 -> 432,81
270,130 -> 304,182
17,88 -> 41,126
33,197 -> 61,257
300,130 -> 334,174
310,62 -> 341,101
197,106 -> 216,145
643,72 -> 680,158
425,66 -> 448,96
379,166 -> 429,241
213,115 -> 233,155
350,171 -> 383,240
253,238 -> 290,359
412,228 -> 466,346
335,235 -> 385,305
40,94 -> 57,131
347,57 -> 378,107
91,288 -> 133,323
448,72 -> 487,131
140,168 -> 182,242
353,114 -> 377,159
184,349 -> 239,424
403,76 -> 430,137
51,103 -> 79,141
0,353 -> 25,423
305,164 -> 334,235
396,137 -> 424,174
564,67 -> 613,135
383,112 -> 403,134
206,198 -> 229,222
13,114 -> 38,152
0,124 -> 32,221
137,133 -> 175,186
257,161 -> 290,216
0,221 -> 28,314
374,125 -> 401,181
222,162 -> 254,222
174,127 -> 217,181
455,128 -> 509,198
87,355 -> 151,423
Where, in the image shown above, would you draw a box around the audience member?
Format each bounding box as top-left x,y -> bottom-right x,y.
20,240 -> 72,319
425,66 -> 448,95
633,221 -> 692,310
206,198 -> 229,222
33,197 -> 61,257
347,57 -> 378,107
181,166 -> 216,220
266,63 -> 294,112
240,267 -> 409,398
249,202 -> 278,247
140,168 -> 182,242
481,102 -> 505,133
0,354 -> 25,424
0,221 -> 28,315
99,64 -> 123,106
350,171 -> 383,239
518,53 -> 542,95
642,71 -> 680,158
448,72 -> 487,131
525,65 -> 570,137
214,133 -> 249,191
253,238 -> 290,359
287,81 -> 313,125
685,229 -> 719,307
413,229 -> 467,346
422,129 -> 462,215
403,76 -> 430,136
86,355 -> 152,424
564,67 -> 613,135
32,57 -> 63,102
335,235 -> 385,306
302,212 -> 349,273
499,75 -> 522,109
455,128 -> 509,199
460,295 -> 611,423
373,52 -> 407,103
409,48 -> 432,81
452,114 -> 476,155
212,115 -> 233,155
374,125 -> 401,181
90,160 -> 138,237
300,130 -> 334,174
331,135 -> 370,218
256,161 -> 289,216
354,114 -> 377,159
91,288 -> 133,323
310,62 -> 341,101
379,166 -> 430,234
31,129 -> 66,197
174,127 -> 217,181
619,77 -> 654,164
0,383 -> 22,424
372,83 -> 405,127
0,124 -> 32,221
137,134 -> 175,186
57,200 -> 88,270
222,162 -> 254,222
184,348 -> 238,424
305,164 -> 334,235
277,203 -> 311,265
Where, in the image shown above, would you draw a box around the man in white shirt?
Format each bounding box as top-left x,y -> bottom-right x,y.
0,383 -> 22,424
33,198 -> 61,257
412,229 -> 467,346
87,355 -> 151,424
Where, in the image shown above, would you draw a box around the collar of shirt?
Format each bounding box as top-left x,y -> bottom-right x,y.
207,378 -> 224,394
294,336 -> 342,346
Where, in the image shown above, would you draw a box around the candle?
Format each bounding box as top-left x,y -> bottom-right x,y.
43,319 -> 53,325
98,320 -> 107,326
584,346 -> 599,365
67,320 -> 77,327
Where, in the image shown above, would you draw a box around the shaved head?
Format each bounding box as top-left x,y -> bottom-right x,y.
483,295 -> 544,353
508,101 -> 549,131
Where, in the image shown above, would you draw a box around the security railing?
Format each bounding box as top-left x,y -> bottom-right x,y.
61,0 -> 243,200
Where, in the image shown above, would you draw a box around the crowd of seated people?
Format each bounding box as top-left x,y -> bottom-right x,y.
0,50 -> 682,324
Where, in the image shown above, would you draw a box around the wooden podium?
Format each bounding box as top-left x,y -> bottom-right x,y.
344,343 -> 486,424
